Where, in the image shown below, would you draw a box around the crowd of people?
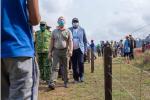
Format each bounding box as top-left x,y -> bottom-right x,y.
1,0 -> 141,99
142,41 -> 150,52
94,34 -> 136,64
46,17 -> 88,89
2,0 -> 89,98
32,16 -> 88,90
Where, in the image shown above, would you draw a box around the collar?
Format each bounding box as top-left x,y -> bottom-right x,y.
57,26 -> 66,31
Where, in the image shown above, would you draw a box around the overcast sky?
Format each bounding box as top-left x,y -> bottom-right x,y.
35,0 -> 150,43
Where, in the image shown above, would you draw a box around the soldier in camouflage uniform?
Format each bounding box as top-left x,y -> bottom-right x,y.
35,21 -> 52,81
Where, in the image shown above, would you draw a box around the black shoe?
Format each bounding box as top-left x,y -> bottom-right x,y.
80,80 -> 84,82
73,80 -> 79,84
80,77 -> 84,82
64,83 -> 68,88
48,83 -> 55,90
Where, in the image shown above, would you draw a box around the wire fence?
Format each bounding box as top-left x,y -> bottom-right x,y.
112,58 -> 149,100
103,47 -> 150,100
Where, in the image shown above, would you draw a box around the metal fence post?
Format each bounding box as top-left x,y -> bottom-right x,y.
104,44 -> 112,100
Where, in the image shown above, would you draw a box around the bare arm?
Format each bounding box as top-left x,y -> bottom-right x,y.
27,0 -> 41,25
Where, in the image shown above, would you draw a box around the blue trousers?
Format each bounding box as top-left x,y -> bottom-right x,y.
71,48 -> 84,81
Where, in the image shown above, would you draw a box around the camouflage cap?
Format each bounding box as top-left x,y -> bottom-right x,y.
47,25 -> 51,29
40,21 -> 46,25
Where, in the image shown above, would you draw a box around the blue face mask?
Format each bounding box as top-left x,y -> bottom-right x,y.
40,26 -> 46,31
58,19 -> 65,27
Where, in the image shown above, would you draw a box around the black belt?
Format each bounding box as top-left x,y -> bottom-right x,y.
54,48 -> 67,50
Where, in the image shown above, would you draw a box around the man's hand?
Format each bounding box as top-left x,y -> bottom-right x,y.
68,51 -> 72,57
84,51 -> 87,56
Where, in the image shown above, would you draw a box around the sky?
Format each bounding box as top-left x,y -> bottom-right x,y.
34,0 -> 150,43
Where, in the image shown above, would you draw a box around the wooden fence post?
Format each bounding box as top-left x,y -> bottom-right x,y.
104,44 -> 112,100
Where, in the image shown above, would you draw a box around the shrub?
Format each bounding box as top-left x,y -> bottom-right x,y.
143,50 -> 150,63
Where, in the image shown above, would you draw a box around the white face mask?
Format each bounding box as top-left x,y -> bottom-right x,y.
72,22 -> 79,28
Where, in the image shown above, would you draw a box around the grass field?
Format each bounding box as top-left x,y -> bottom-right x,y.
133,50 -> 150,71
38,56 -> 150,100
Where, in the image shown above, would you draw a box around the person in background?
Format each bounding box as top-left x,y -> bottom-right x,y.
129,34 -> 135,60
87,43 -> 91,63
35,21 -> 51,82
69,18 -> 88,83
113,41 -> 117,58
48,16 -> 73,89
116,42 -> 120,55
119,39 -> 124,57
124,36 -> 131,64
101,41 -> 105,56
1,0 -> 40,99
90,40 -> 97,59
110,40 -> 113,49
97,44 -> 101,57
142,41 -> 146,53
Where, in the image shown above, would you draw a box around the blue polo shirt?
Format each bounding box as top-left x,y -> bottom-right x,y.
124,39 -> 130,53
1,0 -> 35,58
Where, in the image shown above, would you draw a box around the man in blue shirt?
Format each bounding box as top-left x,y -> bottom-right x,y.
1,0 -> 40,99
124,36 -> 131,64
90,40 -> 95,51
69,18 -> 88,82
90,40 -> 97,60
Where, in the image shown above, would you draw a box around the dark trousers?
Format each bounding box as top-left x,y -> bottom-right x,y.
129,48 -> 134,60
71,48 -> 84,81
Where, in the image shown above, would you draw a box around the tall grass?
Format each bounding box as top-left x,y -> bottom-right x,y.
133,50 -> 150,71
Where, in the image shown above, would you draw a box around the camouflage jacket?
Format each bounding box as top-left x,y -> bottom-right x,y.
35,30 -> 51,53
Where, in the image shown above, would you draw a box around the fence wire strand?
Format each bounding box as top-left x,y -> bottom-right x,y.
108,57 -> 150,100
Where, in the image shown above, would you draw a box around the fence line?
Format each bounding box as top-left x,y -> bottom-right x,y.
126,62 -> 150,76
103,46 -> 150,100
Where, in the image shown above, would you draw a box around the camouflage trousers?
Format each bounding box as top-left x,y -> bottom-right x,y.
37,52 -> 52,81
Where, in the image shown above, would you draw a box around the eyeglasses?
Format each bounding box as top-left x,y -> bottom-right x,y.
40,24 -> 46,27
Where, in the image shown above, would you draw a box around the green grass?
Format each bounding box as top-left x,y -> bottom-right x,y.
38,57 -> 150,100
39,57 -> 104,100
